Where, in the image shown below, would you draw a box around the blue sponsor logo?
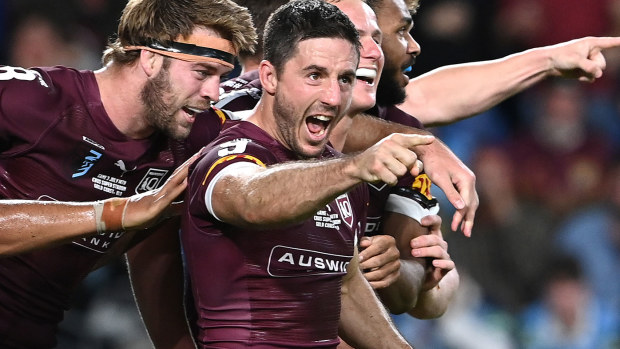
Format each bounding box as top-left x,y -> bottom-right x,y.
72,149 -> 102,178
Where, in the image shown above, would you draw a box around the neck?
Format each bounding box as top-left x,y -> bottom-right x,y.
94,63 -> 155,139
246,97 -> 275,135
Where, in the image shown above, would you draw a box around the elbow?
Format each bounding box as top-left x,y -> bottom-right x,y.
378,289 -> 418,315
386,302 -> 414,315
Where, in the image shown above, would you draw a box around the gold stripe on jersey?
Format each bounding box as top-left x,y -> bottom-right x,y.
411,174 -> 433,200
213,107 -> 228,124
202,154 -> 267,186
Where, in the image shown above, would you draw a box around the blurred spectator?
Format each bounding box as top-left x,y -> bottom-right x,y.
4,0 -> 121,70
494,0 -> 611,53
507,81 -> 614,217
8,12 -> 99,69
447,146 -> 555,312
519,254 -> 620,349
553,161 -> 620,314
410,0 -> 496,76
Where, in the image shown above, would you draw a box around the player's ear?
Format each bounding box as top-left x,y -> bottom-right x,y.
139,50 -> 164,77
259,60 -> 277,95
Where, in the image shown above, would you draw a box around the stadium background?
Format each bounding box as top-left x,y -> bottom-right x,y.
0,0 -> 618,347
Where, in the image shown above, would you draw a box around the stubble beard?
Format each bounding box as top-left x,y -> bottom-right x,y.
273,91 -> 320,160
375,62 -> 407,107
140,63 -> 187,140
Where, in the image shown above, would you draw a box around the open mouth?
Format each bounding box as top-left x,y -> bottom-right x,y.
356,68 -> 377,86
306,115 -> 332,137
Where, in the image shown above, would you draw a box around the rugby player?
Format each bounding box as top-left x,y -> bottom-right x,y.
0,0 -> 256,347
181,1 -> 428,347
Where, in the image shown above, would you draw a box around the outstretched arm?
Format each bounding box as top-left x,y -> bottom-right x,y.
338,247 -> 412,349
0,152 -> 196,256
400,36 -> 620,127
211,133 -> 433,228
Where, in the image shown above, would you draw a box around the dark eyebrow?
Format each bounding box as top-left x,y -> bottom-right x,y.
402,17 -> 413,28
303,64 -> 328,74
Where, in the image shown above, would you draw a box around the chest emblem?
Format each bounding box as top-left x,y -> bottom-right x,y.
135,168 -> 169,193
336,194 -> 353,228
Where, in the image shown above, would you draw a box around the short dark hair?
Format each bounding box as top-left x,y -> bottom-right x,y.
263,0 -> 360,74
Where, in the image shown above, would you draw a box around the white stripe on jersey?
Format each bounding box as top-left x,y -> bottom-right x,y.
384,193 -> 440,223
205,161 -> 263,221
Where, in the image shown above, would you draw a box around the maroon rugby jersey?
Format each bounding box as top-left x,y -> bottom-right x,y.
208,70 -> 439,236
182,121 -> 368,348
0,65 -> 207,348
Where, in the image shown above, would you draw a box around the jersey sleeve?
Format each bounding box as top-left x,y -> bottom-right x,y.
385,173 -> 440,223
0,66 -> 56,151
187,137 -> 276,221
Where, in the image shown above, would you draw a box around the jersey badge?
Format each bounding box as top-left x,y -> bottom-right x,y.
135,168 -> 169,193
336,194 -> 353,228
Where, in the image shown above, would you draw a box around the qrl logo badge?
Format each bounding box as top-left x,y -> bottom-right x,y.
336,194 -> 353,228
135,168 -> 169,193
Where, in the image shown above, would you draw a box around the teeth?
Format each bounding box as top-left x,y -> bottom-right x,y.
186,106 -> 206,114
314,115 -> 331,122
356,68 -> 377,80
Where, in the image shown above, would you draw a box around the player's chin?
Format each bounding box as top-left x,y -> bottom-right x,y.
168,124 -> 193,141
298,141 -> 327,159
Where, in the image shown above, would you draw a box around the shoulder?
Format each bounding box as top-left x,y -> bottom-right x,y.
195,123 -> 277,173
0,66 -> 90,110
0,66 -> 95,134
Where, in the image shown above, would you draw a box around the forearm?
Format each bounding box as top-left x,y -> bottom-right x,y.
401,47 -> 553,127
342,113 -> 430,153
126,218 -> 195,349
339,261 -> 412,349
377,259 -> 426,314
341,114 -> 442,167
377,213 -> 429,314
408,268 -> 460,319
0,201 -> 97,255
215,158 -> 361,227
